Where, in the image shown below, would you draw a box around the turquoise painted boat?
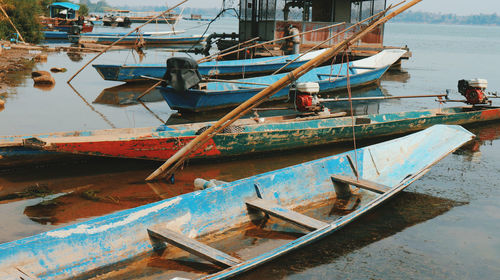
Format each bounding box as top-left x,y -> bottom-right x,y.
3,106 -> 500,167
92,49 -> 330,82
159,49 -> 406,112
0,125 -> 475,279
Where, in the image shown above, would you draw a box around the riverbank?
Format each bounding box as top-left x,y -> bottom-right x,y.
0,42 -> 39,94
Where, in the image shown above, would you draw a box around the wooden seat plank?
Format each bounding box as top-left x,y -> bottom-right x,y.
331,175 -> 390,194
246,199 -> 328,231
148,228 -> 242,267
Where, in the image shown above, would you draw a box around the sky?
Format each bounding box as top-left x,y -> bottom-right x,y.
98,0 -> 500,15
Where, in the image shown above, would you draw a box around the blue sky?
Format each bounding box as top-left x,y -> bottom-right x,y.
101,0 -> 500,15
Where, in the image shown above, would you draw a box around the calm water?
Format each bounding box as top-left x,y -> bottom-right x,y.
1,20 -> 500,279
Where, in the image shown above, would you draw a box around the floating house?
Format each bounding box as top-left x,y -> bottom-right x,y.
48,2 -> 80,20
236,0 -> 407,58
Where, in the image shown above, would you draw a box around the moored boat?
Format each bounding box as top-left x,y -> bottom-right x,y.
69,33 -> 207,46
0,125 -> 475,279
13,106 -> 500,164
92,49 -> 330,82
159,49 -> 406,112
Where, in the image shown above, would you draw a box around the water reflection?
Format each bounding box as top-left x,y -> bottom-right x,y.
94,82 -> 164,106
68,83 -> 116,128
381,69 -> 411,83
33,83 -> 56,91
67,51 -> 84,62
237,192 -> 466,279
455,122 -> 500,162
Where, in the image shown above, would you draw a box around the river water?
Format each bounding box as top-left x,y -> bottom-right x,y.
0,19 -> 500,279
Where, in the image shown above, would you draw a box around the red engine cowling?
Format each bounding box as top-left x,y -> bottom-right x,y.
464,88 -> 488,105
458,79 -> 489,105
295,94 -> 313,112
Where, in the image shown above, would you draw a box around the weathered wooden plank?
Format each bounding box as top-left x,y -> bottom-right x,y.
148,228 -> 242,267
246,199 -> 328,231
331,175 -> 390,194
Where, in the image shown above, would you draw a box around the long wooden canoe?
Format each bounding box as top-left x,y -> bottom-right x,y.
159,49 -> 406,112
0,125 -> 474,279
92,49 -> 329,82
6,106 -> 500,165
69,33 -> 207,45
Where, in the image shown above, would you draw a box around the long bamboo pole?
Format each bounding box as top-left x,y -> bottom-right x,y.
67,0 -> 187,84
146,0 -> 422,181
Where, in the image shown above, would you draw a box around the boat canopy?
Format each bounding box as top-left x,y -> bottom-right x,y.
49,2 -> 80,19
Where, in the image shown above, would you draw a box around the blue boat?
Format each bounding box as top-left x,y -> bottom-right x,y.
160,49 -> 406,112
45,30 -> 178,40
43,30 -> 71,39
92,49 -> 330,82
0,125 -> 474,279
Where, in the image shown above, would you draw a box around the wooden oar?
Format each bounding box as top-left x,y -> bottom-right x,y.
145,0 -> 423,181
67,0 -> 188,84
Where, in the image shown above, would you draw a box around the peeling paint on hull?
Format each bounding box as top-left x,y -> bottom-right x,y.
29,106 -> 500,162
0,125 -> 474,279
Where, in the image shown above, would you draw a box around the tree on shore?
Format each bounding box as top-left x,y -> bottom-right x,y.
0,0 -> 44,43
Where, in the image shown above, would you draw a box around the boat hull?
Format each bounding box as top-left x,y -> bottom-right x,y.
160,65 -> 389,112
93,57 -> 321,82
29,107 -> 500,162
0,125 -> 475,279
75,35 -> 207,45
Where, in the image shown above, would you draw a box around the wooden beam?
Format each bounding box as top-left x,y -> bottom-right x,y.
148,227 -> 242,267
331,175 -> 390,194
246,199 -> 328,231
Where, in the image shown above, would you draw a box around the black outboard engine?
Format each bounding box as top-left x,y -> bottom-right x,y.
163,57 -> 202,92
123,17 -> 131,27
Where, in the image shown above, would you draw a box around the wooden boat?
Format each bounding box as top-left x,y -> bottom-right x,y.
5,106 -> 500,165
69,33 -> 207,46
63,30 -> 182,42
0,125 -> 474,279
159,49 -> 406,112
92,49 -> 329,82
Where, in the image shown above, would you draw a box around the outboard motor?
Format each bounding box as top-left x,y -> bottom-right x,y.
163,57 -> 203,92
458,79 -> 490,105
295,82 -> 322,112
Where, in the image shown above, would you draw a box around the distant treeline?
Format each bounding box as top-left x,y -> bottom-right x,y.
393,11 -> 500,26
